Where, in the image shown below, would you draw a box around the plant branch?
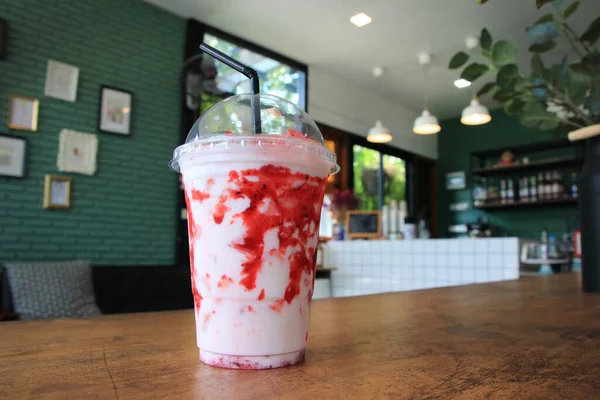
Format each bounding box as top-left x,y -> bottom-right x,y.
562,22 -> 593,55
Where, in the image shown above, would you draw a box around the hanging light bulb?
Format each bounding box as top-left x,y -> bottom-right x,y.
461,97 -> 491,125
367,120 -> 392,143
367,67 -> 392,143
413,109 -> 441,134
413,53 -> 441,135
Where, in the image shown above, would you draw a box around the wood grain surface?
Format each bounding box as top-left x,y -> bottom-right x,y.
1,273 -> 599,399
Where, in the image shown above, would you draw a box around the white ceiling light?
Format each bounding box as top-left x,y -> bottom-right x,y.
367,67 -> 392,143
413,53 -> 441,135
454,79 -> 471,89
461,97 -> 492,125
413,110 -> 441,135
350,12 -> 372,27
367,120 -> 392,143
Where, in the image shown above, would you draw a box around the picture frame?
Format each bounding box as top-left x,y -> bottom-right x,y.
57,129 -> 98,176
44,60 -> 79,102
0,134 -> 27,178
8,95 -> 39,131
98,86 -> 133,136
346,210 -> 382,240
43,174 -> 72,210
446,171 -> 466,190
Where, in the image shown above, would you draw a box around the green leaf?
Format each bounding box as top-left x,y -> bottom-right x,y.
492,40 -> 518,66
529,40 -> 557,53
460,62 -> 490,82
477,0 -> 489,3
533,14 -> 554,25
581,16 -> 600,45
448,52 -> 470,69
536,0 -> 553,8
565,69 -> 590,104
497,64 -> 520,88
504,98 -> 526,116
480,28 -> 492,51
531,54 -> 545,76
569,53 -> 600,76
477,82 -> 497,97
520,100 -> 558,130
563,1 -> 580,18
493,88 -> 517,102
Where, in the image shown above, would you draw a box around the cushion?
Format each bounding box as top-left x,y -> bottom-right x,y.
4,260 -> 102,320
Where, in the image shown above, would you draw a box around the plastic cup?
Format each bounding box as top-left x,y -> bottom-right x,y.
170,94 -> 339,369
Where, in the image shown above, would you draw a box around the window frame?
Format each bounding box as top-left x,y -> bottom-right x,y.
202,25 -> 309,111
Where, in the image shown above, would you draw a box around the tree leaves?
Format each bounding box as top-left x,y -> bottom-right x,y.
519,100 -> 559,130
563,1 -> 580,18
460,63 -> 490,82
492,40 -> 518,66
531,54 -> 545,76
480,28 -> 492,51
477,82 -> 497,97
448,52 -> 470,69
497,64 -> 520,88
529,40 -> 557,53
581,16 -> 600,45
535,0 -> 554,8
527,22 -> 559,44
504,98 -> 526,116
533,14 -> 554,25
569,53 -> 600,76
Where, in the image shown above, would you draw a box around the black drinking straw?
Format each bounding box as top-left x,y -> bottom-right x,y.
199,43 -> 262,134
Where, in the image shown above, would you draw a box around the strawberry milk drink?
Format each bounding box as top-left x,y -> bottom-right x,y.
170,93 -> 339,369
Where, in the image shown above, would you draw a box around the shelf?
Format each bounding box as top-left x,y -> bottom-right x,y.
475,197 -> 578,210
471,138 -> 576,157
472,156 -> 583,177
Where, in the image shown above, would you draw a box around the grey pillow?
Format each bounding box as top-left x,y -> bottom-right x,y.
4,260 -> 101,320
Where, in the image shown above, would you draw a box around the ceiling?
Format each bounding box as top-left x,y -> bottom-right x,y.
146,0 -> 599,119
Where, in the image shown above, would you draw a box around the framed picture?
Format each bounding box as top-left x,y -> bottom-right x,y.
446,171 -> 466,190
0,134 -> 27,178
98,86 -> 132,136
43,174 -> 72,210
8,95 -> 39,131
44,60 -> 79,102
57,129 -> 98,176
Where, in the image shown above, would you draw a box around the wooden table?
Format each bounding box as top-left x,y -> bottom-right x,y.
2,274 -> 600,399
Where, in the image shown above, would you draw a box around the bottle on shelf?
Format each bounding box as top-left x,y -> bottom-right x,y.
500,179 -> 507,204
552,170 -> 561,198
507,179 -> 514,203
545,171 -> 553,199
571,172 -> 578,198
537,172 -> 545,200
521,176 -> 529,202
530,175 -> 537,202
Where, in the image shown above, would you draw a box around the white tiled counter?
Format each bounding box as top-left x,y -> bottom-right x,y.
323,238 -> 520,298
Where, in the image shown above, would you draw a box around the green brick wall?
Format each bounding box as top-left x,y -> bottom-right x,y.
0,0 -> 185,265
437,110 -> 580,240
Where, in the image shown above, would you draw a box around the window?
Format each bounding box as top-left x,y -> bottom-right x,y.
203,33 -> 307,109
353,145 -> 406,211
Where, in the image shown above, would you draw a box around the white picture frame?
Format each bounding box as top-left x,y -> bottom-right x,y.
44,60 -> 79,102
57,129 -> 98,176
8,95 -> 39,131
98,86 -> 133,136
0,134 -> 27,178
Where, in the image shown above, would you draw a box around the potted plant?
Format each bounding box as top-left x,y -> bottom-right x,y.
330,190 -> 359,240
448,0 -> 600,291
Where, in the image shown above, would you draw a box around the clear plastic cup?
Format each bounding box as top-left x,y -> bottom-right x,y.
170,94 -> 339,369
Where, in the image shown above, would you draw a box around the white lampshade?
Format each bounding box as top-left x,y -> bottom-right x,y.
413,109 -> 441,135
461,98 -> 492,126
367,120 -> 392,143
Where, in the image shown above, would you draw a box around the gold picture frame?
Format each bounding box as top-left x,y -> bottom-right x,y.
43,174 -> 72,210
346,210 -> 382,240
8,95 -> 39,132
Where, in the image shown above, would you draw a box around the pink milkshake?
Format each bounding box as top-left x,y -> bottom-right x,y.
170,94 -> 339,369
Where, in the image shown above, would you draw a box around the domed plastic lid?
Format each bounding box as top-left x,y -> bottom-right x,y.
170,93 -> 339,173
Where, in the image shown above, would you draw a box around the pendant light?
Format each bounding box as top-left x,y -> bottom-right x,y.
459,36 -> 491,126
461,97 -> 491,125
367,67 -> 393,143
413,53 -> 441,135
367,120 -> 392,143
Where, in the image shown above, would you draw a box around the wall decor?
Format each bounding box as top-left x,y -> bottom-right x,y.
43,174 -> 71,210
57,129 -> 98,176
446,171 -> 466,190
8,95 -> 39,131
44,60 -> 79,102
0,134 -> 26,178
98,86 -> 132,135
